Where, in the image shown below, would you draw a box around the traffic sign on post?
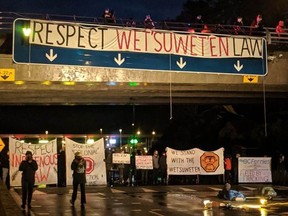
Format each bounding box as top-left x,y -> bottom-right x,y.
0,138 -> 5,152
13,18 -> 268,76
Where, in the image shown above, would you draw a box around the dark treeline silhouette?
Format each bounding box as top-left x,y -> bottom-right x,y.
176,0 -> 288,27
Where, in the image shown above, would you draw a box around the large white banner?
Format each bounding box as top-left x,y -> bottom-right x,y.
167,147 -> 224,175
238,157 -> 272,183
9,137 -> 58,186
29,19 -> 263,59
65,138 -> 107,185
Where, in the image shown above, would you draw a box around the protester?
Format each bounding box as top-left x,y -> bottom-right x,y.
217,183 -> 246,201
233,16 -> 244,35
224,154 -> 232,183
194,14 -> 204,31
152,150 -> 160,184
126,17 -> 136,27
58,146 -> 66,187
232,153 -> 240,184
276,20 -> 286,37
250,14 -> 264,36
0,150 -> 10,189
201,25 -> 212,33
70,151 -> 87,208
159,151 -> 167,185
19,151 -> 38,209
102,8 -> 115,24
144,15 -> 155,29
276,154 -> 287,185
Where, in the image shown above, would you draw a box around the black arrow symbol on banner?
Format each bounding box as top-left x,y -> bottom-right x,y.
1,75 -> 9,80
248,78 -> 254,82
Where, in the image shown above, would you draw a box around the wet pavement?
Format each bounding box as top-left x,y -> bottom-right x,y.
8,184 -> 288,216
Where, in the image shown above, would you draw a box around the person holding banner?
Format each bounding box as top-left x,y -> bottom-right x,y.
70,151 -> 86,208
19,151 -> 38,209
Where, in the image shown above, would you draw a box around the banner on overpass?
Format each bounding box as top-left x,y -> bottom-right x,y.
13,19 -> 268,75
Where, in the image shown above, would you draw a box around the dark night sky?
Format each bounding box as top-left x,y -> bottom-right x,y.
0,105 -> 172,135
0,0 -> 187,21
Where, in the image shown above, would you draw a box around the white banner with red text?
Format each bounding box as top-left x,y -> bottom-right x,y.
9,137 -> 57,186
29,19 -> 263,59
65,138 -> 107,185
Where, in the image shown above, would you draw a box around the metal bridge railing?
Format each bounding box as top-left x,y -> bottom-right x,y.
1,11 -> 288,51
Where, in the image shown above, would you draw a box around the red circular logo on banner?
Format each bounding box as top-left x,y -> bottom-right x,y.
83,157 -> 94,174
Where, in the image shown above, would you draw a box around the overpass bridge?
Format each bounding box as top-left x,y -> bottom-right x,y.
0,12 -> 288,105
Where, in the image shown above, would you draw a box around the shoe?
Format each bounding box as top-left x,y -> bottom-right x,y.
21,204 -> 25,209
70,200 -> 74,206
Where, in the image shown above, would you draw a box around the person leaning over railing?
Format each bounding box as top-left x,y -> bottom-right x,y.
276,20 -> 286,37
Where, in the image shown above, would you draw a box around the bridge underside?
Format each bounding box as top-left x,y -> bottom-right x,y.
0,81 -> 287,105
0,51 -> 288,105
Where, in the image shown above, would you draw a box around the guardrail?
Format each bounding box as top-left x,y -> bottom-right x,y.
1,11 -> 288,49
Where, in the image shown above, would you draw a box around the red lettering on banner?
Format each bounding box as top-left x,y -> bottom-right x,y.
116,29 -> 132,49
133,30 -> 141,51
34,153 -> 58,168
199,36 -> 206,56
163,32 -> 172,52
174,34 -> 189,54
35,167 -> 51,182
11,154 -> 26,167
190,35 -> 197,56
210,37 -> 217,56
153,32 -> 162,52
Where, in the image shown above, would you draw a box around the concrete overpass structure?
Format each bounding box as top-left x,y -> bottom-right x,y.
0,13 -> 288,105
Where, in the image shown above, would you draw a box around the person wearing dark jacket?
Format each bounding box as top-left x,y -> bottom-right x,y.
19,151 -> 38,209
70,151 -> 86,208
1,150 -> 10,188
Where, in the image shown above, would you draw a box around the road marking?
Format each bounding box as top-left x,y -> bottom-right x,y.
208,186 -> 222,191
111,188 -> 125,193
142,188 -> 157,193
131,209 -> 142,212
34,190 -> 47,195
149,210 -> 164,216
180,187 -> 196,192
241,186 -> 257,191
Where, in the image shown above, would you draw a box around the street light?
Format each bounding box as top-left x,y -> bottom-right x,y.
119,129 -> 122,149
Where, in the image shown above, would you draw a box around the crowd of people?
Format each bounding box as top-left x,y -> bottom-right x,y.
100,8 -> 287,38
0,146 -> 287,209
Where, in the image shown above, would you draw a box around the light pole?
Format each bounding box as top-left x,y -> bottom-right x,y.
119,129 -> 122,149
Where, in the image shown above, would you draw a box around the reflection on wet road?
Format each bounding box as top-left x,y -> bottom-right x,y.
13,185 -> 288,216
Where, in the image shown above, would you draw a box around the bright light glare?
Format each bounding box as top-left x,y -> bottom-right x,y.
23,28 -> 31,36
39,139 -> 49,144
86,138 -> 94,144
260,198 -> 268,205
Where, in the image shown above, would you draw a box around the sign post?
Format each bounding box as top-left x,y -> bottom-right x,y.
0,138 -> 5,152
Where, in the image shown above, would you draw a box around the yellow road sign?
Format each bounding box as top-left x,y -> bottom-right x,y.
0,138 -> 5,152
0,68 -> 15,81
243,75 -> 258,83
